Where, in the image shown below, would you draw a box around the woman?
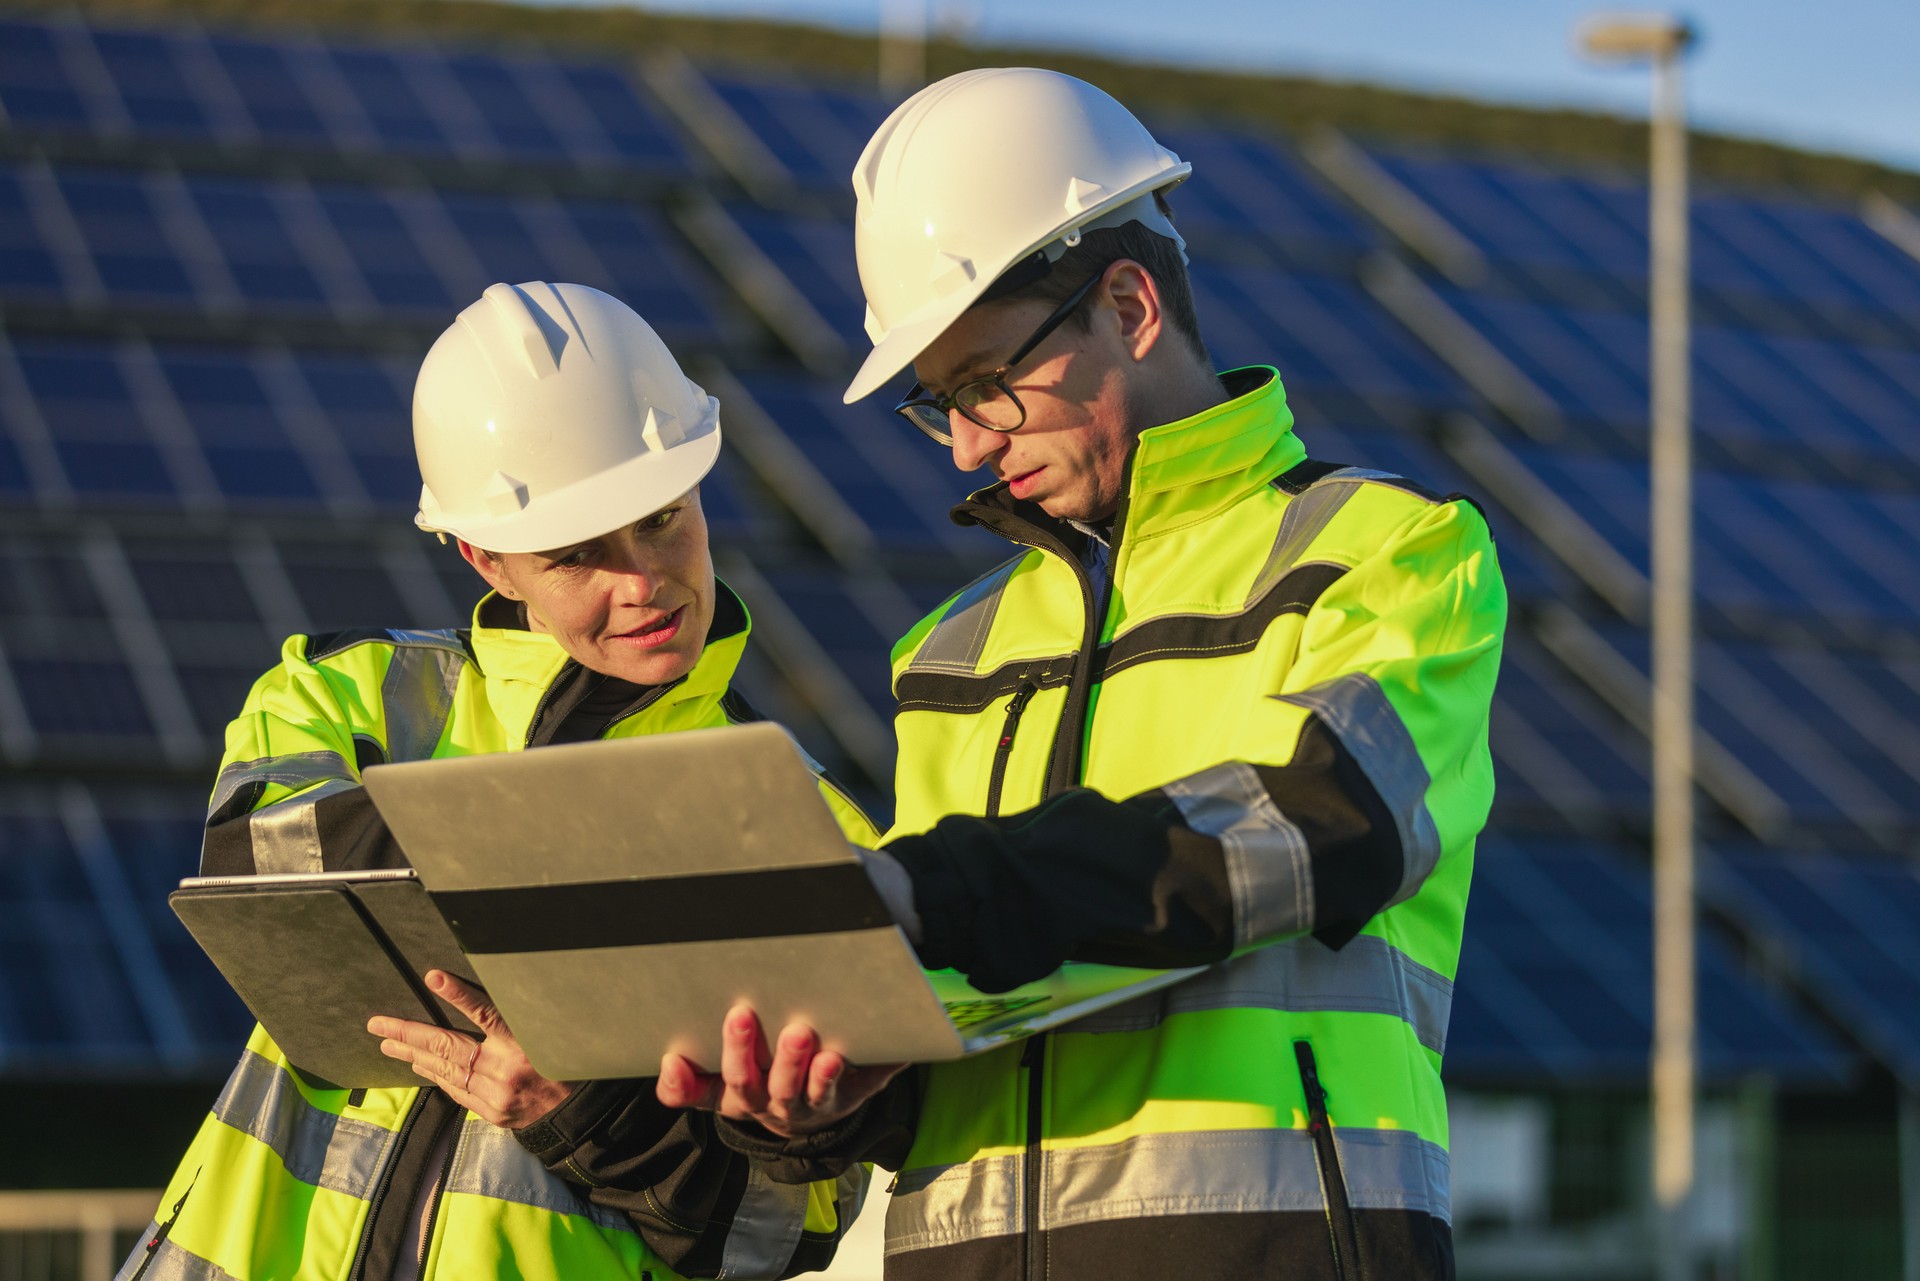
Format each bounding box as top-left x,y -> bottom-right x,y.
120,282 -> 876,1281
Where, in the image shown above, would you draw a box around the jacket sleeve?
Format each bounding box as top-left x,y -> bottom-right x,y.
887,496 -> 1506,994
197,634 -> 413,875
514,1081 -> 870,1277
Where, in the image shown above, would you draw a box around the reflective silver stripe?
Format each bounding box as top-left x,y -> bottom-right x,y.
902,558 -> 1020,677
1064,934 -> 1454,1055
885,1150 -> 1023,1254
445,1119 -> 634,1234
717,1164 -> 810,1279
1164,761 -> 1314,945
245,778 -> 360,875
211,1049 -> 394,1198
836,1164 -> 871,1233
1276,672 -> 1443,902
207,749 -> 355,822
1251,471 -> 1373,606
114,1234 -> 240,1281
887,1127 -> 1449,1253
381,641 -> 466,762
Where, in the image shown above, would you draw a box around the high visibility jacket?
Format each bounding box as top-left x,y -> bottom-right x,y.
870,369 -> 1504,1279
122,584 -> 875,1281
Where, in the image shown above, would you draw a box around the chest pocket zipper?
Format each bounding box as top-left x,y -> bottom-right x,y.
984,680 -> 1038,820
1295,1040 -> 1363,1281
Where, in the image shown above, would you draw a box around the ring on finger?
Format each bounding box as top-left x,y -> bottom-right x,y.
462,1039 -> 482,1093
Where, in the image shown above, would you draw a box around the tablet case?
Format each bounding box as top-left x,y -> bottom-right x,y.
170,875 -> 482,1089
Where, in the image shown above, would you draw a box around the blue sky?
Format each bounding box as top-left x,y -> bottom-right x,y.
565,0 -> 1920,172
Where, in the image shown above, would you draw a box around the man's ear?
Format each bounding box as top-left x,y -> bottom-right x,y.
456,539 -> 517,600
1103,259 -> 1165,363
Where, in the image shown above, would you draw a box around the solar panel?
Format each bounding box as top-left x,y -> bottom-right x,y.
1157,126 -> 1378,264
180,175 -> 330,311
1447,836 -> 1851,1085
733,370 -> 990,559
0,169 -> 68,299
89,26 -> 217,141
704,69 -> 889,189
0,18 -> 92,131
725,204 -> 867,346
11,337 -> 177,502
50,166 -> 198,305
1706,848 -> 1920,1085
1193,264 -> 1465,415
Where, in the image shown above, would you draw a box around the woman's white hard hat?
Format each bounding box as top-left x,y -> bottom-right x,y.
843,67 -> 1191,405
413,281 -> 721,553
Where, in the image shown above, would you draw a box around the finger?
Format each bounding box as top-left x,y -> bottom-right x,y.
426,970 -> 510,1039
657,1053 -> 723,1110
369,1015 -> 475,1069
802,1047 -> 843,1111
719,1006 -> 770,1099
767,1024 -> 819,1112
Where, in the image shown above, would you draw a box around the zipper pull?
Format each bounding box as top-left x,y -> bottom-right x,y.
999,681 -> 1038,748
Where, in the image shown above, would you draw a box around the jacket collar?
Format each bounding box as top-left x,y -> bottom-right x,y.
464,577 -> 751,723
952,366 -> 1301,555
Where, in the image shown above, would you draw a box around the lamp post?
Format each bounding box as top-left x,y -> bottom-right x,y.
1577,13 -> 1699,1281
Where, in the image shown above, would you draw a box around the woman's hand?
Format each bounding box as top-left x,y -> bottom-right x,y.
656,1003 -> 905,1137
368,970 -> 573,1129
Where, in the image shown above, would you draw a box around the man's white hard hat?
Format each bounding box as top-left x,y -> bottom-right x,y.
843,67 -> 1191,405
413,281 -> 721,553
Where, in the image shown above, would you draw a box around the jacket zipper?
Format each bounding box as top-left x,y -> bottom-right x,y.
984,680 -> 1038,819
347,1092 -> 435,1281
126,1168 -> 198,1281
1295,1040 -> 1362,1281
411,1118 -> 464,1277
1020,1032 -> 1048,1281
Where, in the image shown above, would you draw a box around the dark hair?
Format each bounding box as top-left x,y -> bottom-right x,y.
990,199 -> 1208,362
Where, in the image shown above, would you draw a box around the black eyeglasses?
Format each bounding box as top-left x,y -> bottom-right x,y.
893,269 -> 1105,447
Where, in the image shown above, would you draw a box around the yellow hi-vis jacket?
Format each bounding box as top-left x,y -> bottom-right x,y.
121,584 -> 875,1281
856,368 -> 1503,1280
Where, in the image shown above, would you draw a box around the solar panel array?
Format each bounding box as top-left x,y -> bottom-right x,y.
1,11 -> 1908,1091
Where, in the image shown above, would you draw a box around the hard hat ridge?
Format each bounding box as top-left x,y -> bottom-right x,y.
413,282 -> 721,553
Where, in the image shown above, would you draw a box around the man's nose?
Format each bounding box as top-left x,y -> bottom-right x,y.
948,413 -> 1008,474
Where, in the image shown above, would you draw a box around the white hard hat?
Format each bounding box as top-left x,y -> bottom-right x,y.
844,67 -> 1191,404
413,281 -> 721,553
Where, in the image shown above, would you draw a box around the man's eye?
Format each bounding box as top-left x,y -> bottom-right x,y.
640,508 -> 680,532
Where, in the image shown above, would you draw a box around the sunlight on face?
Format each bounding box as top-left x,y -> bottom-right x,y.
466,490 -> 716,686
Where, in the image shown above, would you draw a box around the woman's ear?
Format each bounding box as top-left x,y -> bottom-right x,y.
456,539 -> 518,600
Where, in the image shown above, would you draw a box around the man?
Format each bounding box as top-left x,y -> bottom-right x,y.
662,69 -> 1504,1280
122,282 -> 872,1281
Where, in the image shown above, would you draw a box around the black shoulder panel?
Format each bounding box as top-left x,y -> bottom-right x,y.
303,628 -> 394,663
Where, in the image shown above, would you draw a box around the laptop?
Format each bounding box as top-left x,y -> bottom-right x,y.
357,721 -> 1204,1080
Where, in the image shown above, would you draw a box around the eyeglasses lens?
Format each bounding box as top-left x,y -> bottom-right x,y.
955,378 -> 1023,430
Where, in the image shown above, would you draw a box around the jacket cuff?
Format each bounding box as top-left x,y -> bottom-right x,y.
713,1105 -> 872,1182
886,827 -> 986,974
513,1078 -> 645,1164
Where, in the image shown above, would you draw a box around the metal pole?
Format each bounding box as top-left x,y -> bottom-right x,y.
1902,1087 -> 1920,1281
1648,44 -> 1696,1281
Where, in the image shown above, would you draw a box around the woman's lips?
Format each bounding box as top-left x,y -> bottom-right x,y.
615,606 -> 684,649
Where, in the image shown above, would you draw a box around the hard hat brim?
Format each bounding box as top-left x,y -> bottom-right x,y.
416,414 -> 722,555
842,302 -> 974,405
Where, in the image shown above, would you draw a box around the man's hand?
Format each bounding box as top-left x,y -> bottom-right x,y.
369,969 -> 573,1129
656,1004 -> 905,1138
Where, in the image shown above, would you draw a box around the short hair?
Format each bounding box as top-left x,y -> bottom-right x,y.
990,199 -> 1209,362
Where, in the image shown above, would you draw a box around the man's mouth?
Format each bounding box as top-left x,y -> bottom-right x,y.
1007,467 -> 1044,499
614,606 -> 684,648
